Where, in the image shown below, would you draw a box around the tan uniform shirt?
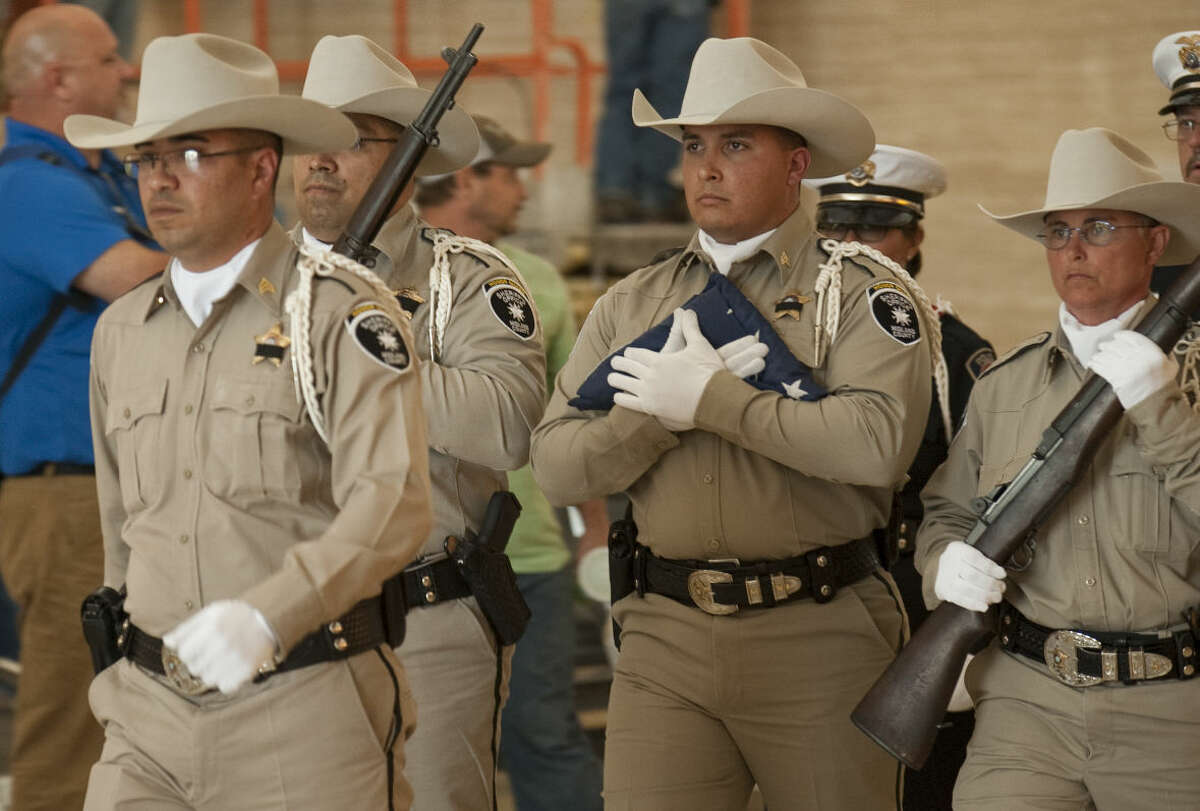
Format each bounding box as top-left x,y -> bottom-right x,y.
531,205 -> 932,559
89,222 -> 433,653
916,309 -> 1200,632
300,207 -> 546,557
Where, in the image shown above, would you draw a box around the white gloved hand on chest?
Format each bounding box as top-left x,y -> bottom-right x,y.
608,308 -> 726,432
163,599 -> 279,695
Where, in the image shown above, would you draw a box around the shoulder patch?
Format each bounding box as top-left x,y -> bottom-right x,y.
965,346 -> 996,380
345,302 -> 411,372
866,280 -> 921,345
481,277 -> 536,340
978,332 -> 1051,380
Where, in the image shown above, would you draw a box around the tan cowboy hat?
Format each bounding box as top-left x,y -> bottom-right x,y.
64,34 -> 355,154
981,127 -> 1200,265
631,37 -> 874,177
301,35 -> 479,176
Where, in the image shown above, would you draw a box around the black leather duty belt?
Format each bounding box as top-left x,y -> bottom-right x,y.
998,603 -> 1200,687
123,595 -> 392,696
401,554 -> 472,609
636,536 -> 881,615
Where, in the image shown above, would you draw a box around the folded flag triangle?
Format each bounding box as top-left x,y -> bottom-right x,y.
569,273 -> 827,411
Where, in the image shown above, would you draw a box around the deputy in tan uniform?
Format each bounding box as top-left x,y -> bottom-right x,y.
531,37 -> 935,809
916,127 -> 1200,809
292,36 -> 546,810
68,34 -> 433,809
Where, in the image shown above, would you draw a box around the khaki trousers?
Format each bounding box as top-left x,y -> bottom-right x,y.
398,595 -> 511,811
954,643 -> 1200,810
84,650 -> 415,810
604,572 -> 906,810
0,474 -> 105,811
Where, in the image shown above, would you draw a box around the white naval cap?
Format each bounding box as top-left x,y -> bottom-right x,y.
1153,31 -> 1200,115
805,144 -> 946,223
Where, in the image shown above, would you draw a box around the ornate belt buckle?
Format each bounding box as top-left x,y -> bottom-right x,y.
687,570 -> 738,615
161,646 -> 209,696
1043,630 -> 1103,687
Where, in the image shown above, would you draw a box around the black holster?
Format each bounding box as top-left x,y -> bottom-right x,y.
607,503 -> 639,650
80,585 -> 127,675
447,491 -> 530,645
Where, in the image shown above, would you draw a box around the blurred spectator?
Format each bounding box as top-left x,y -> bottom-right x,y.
593,0 -> 711,223
0,6 -> 163,810
418,115 -> 606,811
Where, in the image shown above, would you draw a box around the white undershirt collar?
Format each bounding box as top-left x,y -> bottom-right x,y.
1059,298 -> 1144,367
170,239 -> 261,327
697,227 -> 777,275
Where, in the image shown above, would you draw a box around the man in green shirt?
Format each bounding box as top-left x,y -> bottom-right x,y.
416,116 -> 605,811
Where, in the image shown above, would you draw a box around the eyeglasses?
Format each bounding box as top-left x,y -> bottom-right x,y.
122,145 -> 267,177
350,137 -> 399,152
1162,118 -> 1200,141
1036,220 -> 1151,250
815,223 -> 895,243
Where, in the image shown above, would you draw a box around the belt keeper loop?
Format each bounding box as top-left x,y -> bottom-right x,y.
806,546 -> 836,604
1176,628 -> 1198,679
634,546 -> 647,598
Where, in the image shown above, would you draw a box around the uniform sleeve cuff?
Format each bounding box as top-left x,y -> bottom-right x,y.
693,370 -> 751,433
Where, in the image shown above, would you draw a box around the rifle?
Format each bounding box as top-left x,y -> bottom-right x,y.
332,24 -> 484,261
851,256 -> 1200,770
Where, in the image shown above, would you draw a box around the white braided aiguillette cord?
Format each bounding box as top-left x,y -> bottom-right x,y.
286,242 -> 409,444
1174,326 -> 1200,411
817,238 -> 952,440
427,231 -> 536,361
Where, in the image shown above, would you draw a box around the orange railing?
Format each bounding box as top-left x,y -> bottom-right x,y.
16,0 -> 749,165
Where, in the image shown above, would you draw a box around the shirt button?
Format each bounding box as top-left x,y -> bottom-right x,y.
183,404 -> 193,415
244,395 -> 255,407
707,538 -> 720,552
1084,577 -> 1096,588
1077,515 -> 1090,526
123,407 -> 131,418
703,473 -> 713,484
192,343 -> 205,354
656,440 -> 671,450
179,534 -> 189,545
184,600 -> 194,610
183,469 -> 193,480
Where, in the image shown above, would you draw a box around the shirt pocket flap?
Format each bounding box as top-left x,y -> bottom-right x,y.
210,378 -> 304,422
106,379 -> 167,434
1108,438 -> 1160,480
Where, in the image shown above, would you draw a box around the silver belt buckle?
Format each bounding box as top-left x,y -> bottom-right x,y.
1043,629 -> 1174,686
688,569 -> 738,615
161,646 -> 209,696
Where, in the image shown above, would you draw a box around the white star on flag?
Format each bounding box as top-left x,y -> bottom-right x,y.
783,379 -> 807,399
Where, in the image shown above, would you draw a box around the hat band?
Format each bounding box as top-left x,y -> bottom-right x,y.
817,191 -> 924,215
1172,74 -> 1200,91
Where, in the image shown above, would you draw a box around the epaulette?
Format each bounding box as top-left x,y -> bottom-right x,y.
649,245 -> 686,265
315,274 -> 355,295
815,239 -> 875,277
419,226 -> 488,268
978,331 -> 1051,380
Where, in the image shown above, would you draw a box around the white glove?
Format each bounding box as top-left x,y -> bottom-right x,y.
947,653 -> 975,712
163,600 -> 279,695
933,541 -> 1006,613
1086,330 -> 1178,409
609,308 -> 725,431
715,333 -> 768,379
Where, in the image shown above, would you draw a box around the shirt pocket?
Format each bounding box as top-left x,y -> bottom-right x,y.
104,379 -> 168,513
975,407 -> 1027,498
203,377 -> 307,502
1107,438 -> 1166,555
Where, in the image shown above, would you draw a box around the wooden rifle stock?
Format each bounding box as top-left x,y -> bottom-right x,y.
332,24 -> 484,261
851,255 -> 1200,770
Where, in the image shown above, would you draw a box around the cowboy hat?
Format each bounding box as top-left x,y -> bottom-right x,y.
631,37 -> 874,177
65,34 -> 355,154
981,127 -> 1200,265
301,35 -> 479,176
